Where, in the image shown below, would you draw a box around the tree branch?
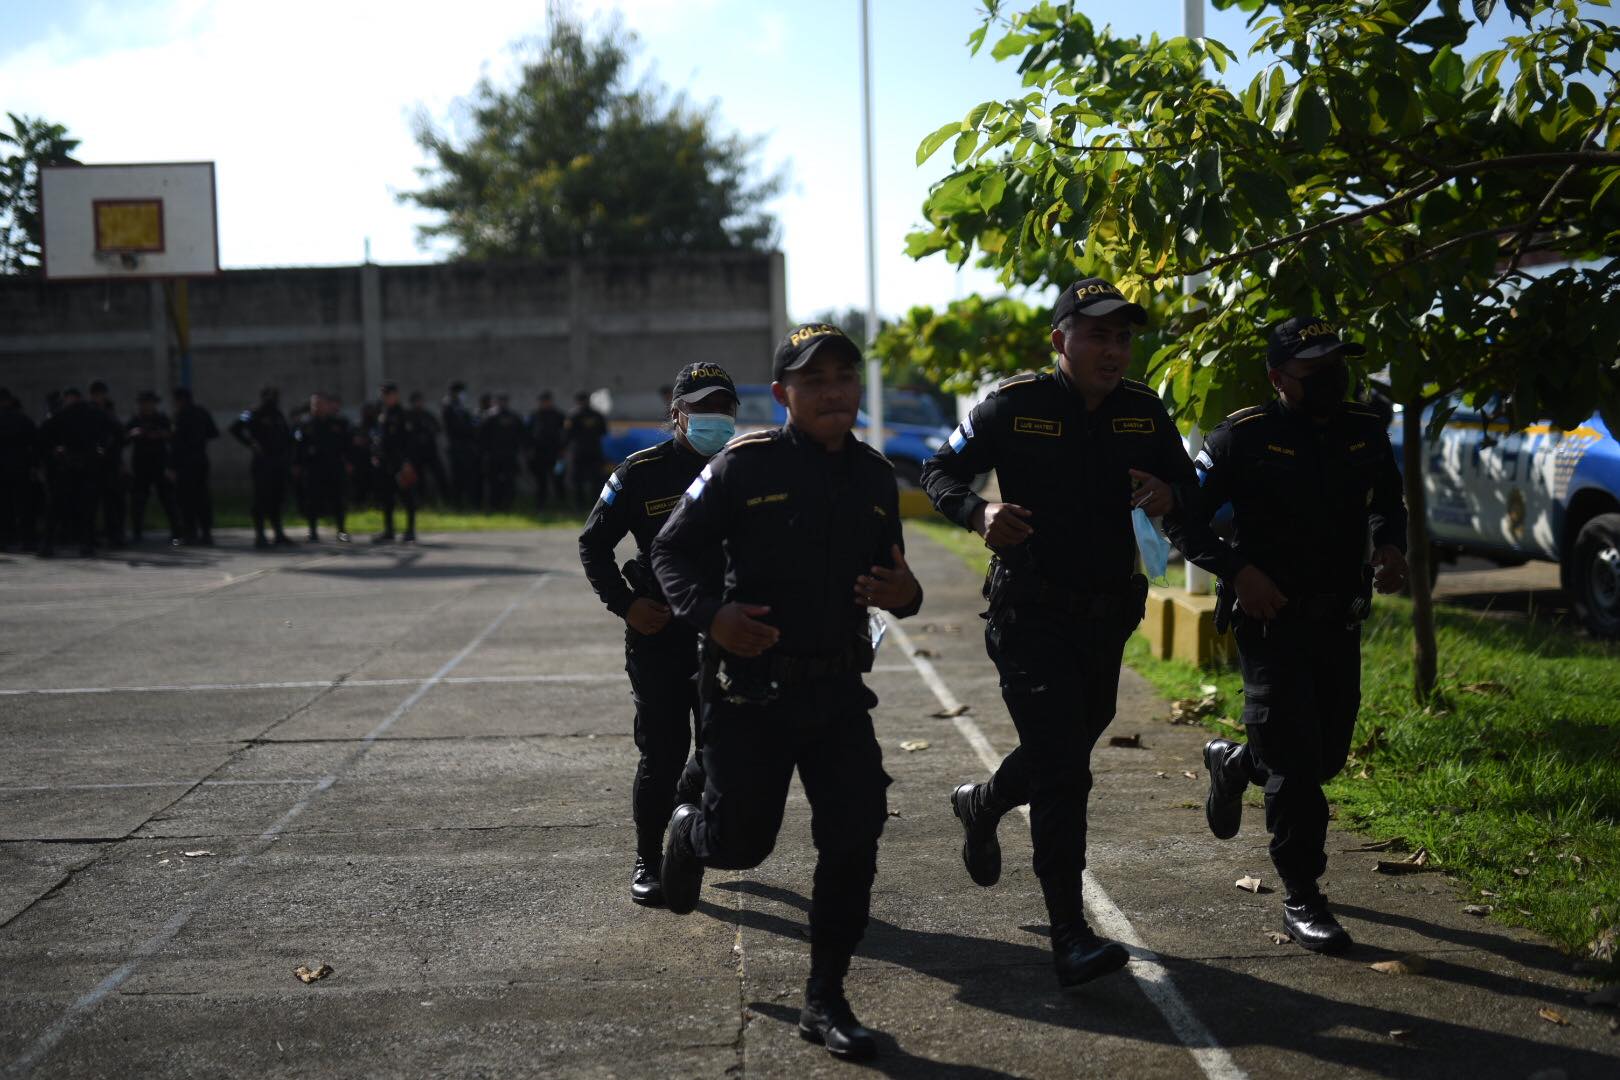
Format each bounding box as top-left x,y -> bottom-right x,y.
1152,150 -> 1620,281
1382,223 -> 1539,275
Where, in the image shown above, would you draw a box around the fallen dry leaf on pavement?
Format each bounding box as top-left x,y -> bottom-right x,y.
1387,1029 -> 1413,1041
1512,866 -> 1531,877
1168,692 -> 1223,724
1266,931 -> 1291,945
1537,1007 -> 1570,1026
1182,770 -> 1199,780
911,648 -> 937,659
1235,876 -> 1266,894
1347,838 -> 1400,852
1462,904 -> 1492,916
181,850 -> 214,858
294,963 -> 333,984
930,704 -> 970,719
1371,956 -> 1429,975
1108,733 -> 1143,748
899,740 -> 930,752
1155,771 -> 1169,779
1376,848 -> 1434,875
1588,927 -> 1617,962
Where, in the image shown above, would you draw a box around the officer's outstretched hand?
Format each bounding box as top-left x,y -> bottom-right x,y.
855,545 -> 920,612
710,603 -> 780,657
626,597 -> 672,635
973,502 -> 1034,546
1127,469 -> 1175,517
1234,564 -> 1288,621
1371,545 -> 1409,594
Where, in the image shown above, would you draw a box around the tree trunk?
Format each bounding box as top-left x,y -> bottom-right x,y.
1401,396 -> 1439,702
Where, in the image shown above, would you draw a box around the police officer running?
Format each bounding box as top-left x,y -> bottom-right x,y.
293,392 -> 353,543
1177,317 -> 1408,953
653,324 -> 921,1061
920,278 -> 1227,989
578,363 -> 738,906
230,386 -> 295,548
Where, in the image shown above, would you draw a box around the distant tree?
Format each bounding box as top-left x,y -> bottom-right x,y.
403,7 -> 782,259
0,113 -> 80,276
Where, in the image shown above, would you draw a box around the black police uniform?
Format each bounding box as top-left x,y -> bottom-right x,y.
230,401 -> 294,544
373,403 -> 418,541
93,398 -> 127,545
37,400 -> 115,555
171,400 -> 218,544
652,424 -> 920,995
0,401 -> 38,550
1175,395 -> 1405,911
126,411 -> 179,542
578,437 -> 714,886
294,412 -> 353,539
442,395 -> 480,509
921,363 -> 1225,980
564,403 -> 608,510
526,404 -> 565,511
479,405 -> 526,511
407,406 -> 448,504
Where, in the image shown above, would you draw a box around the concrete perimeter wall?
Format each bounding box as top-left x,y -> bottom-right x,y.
0,252 -> 788,494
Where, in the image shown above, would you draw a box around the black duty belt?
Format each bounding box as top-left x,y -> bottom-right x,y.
1003,569 -> 1144,620
766,650 -> 859,683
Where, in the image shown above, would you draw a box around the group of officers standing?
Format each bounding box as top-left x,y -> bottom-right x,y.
0,379 -> 614,555
578,279 -> 1409,1063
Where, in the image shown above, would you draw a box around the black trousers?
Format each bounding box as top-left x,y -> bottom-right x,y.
98,464 -> 125,544
44,460 -> 98,551
1231,615 -> 1362,891
486,457 -> 519,511
448,446 -> 480,510
129,467 -> 178,539
982,605 -> 1130,883
0,467 -> 35,547
250,457 -> 289,538
625,622 -> 702,863
303,471 -> 346,532
690,675 -> 891,967
530,453 -> 562,511
380,475 -> 417,536
570,456 -> 604,510
173,460 -> 213,541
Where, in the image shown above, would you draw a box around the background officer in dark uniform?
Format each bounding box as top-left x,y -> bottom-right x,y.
0,388 -> 39,551
921,278 -> 1226,989
1177,316 -> 1408,954
293,392 -> 353,543
442,381 -> 480,510
653,324 -> 921,1062
406,391 -> 448,506
372,383 -> 418,543
526,391 -> 566,512
37,388 -> 112,557
579,362 -> 738,906
479,393 -> 526,512
564,391 -> 608,510
170,386 -> 218,546
125,390 -> 179,544
87,380 -> 126,548
230,386 -> 295,548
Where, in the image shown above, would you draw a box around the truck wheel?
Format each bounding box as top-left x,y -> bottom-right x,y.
1570,512 -> 1620,640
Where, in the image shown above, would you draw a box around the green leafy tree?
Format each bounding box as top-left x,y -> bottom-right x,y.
0,113 -> 80,276
403,8 -> 782,259
887,0 -> 1620,699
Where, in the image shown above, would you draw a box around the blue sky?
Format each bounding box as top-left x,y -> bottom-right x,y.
0,0 -> 1528,320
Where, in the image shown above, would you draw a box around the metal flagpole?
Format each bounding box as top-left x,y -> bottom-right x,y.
860,0 -> 884,450
1183,0 -> 1212,595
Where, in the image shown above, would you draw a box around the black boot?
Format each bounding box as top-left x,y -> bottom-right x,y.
660,804 -> 704,915
1282,888 -> 1352,954
629,857 -> 664,907
799,978 -> 877,1061
1202,738 -> 1247,840
673,756 -> 704,808
1041,874 -> 1129,988
950,781 -> 1005,887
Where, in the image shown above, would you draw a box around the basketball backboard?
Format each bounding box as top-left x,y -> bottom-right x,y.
39,162 -> 219,280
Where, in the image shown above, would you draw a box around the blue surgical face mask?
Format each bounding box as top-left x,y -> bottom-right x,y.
683,413 -> 735,456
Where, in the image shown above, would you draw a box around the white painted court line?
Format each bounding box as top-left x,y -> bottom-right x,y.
0,664 -> 916,697
882,616 -> 1248,1080
0,780 -> 318,793
4,575 -> 549,1077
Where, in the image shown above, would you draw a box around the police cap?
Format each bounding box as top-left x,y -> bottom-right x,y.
773,323 -> 863,383
1267,316 -> 1367,369
1051,277 -> 1147,328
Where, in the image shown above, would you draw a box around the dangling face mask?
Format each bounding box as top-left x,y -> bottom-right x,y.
1288,362 -> 1350,417
682,411 -> 736,456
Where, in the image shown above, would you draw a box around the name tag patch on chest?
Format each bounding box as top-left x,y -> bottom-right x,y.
745,492 -> 789,508
643,495 -> 680,516
1013,416 -> 1062,437
1112,417 -> 1155,435
1266,444 -> 1297,457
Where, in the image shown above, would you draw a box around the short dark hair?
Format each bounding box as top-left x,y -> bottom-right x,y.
89,380 -> 109,395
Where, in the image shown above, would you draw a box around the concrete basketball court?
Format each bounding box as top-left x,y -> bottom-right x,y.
0,531 -> 1614,1078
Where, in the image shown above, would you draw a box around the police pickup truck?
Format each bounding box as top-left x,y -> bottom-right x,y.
1390,401 -> 1620,638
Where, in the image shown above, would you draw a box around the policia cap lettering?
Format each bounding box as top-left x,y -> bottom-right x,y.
1050,277 -> 1148,327
773,322 -> 864,382
1267,316 -> 1367,369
